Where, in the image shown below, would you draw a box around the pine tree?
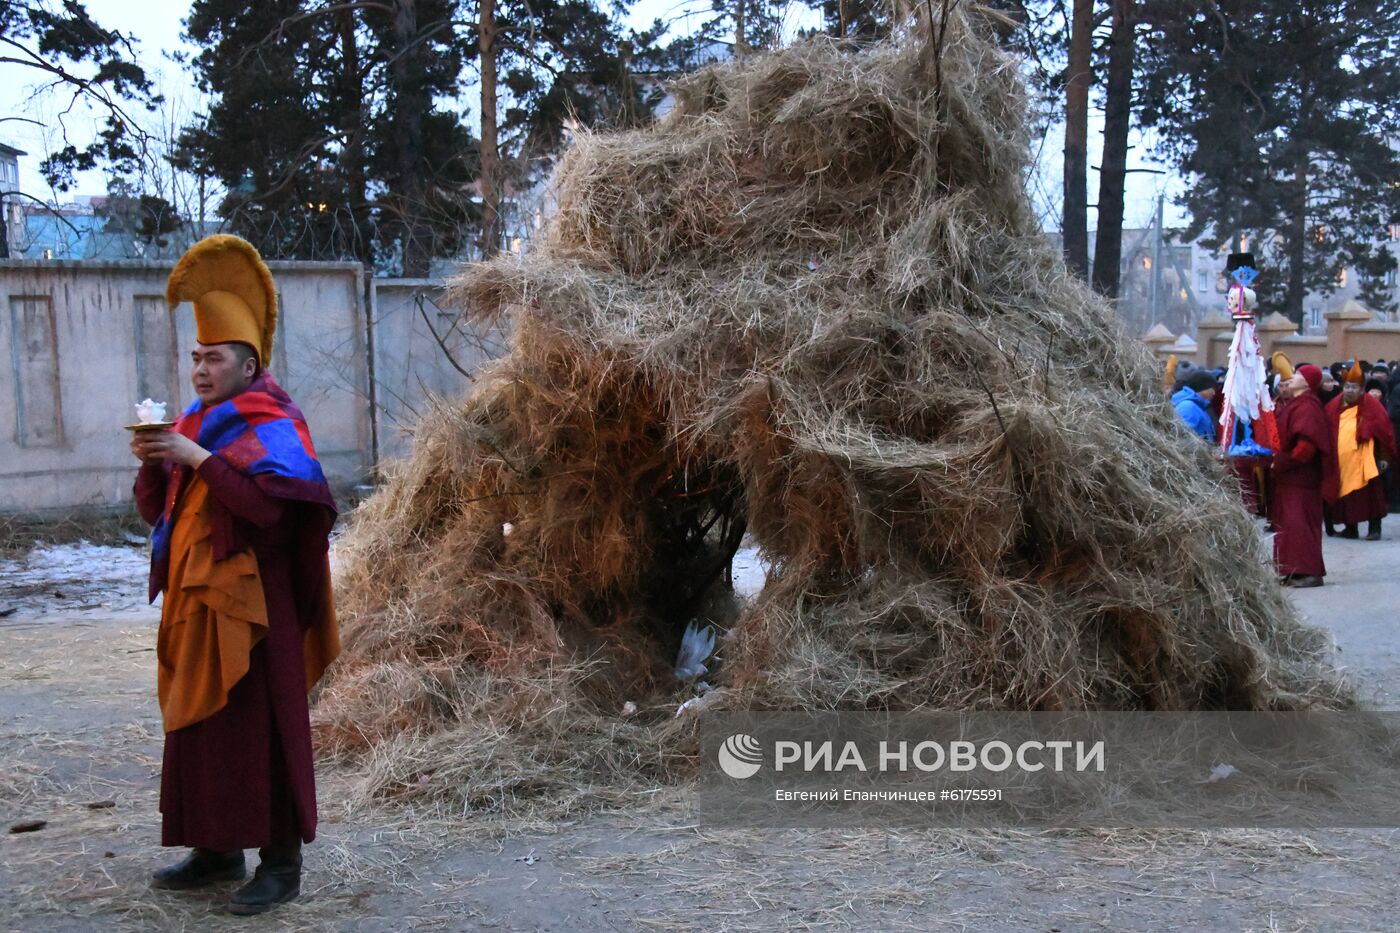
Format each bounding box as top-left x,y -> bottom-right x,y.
179,0 -> 480,271
1139,0 -> 1400,319
179,0 -> 345,260
1062,0 -> 1093,280
0,0 -> 163,259
1089,0 -> 1135,299
472,0 -> 650,256
364,0 -> 479,275
0,0 -> 159,191
97,180 -> 183,254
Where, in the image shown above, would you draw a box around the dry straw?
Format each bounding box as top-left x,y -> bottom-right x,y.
318,10 -> 1351,814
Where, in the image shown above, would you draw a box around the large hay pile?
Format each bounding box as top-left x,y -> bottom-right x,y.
318,14 -> 1349,809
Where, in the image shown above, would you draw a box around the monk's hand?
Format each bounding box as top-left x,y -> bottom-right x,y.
135,430 -> 211,469
129,432 -> 164,466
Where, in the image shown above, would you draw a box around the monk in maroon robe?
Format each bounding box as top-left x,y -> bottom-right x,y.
1271,364 -> 1335,587
132,348 -> 337,914
130,235 -> 338,916
1324,369 -> 1396,540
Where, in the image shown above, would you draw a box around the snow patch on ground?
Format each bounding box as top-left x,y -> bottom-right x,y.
0,541 -> 153,618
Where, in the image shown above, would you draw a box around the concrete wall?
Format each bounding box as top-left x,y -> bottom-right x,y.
0,259 -> 380,513
368,279 -> 508,462
0,260 -> 516,514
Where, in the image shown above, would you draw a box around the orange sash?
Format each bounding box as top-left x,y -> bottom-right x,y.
1337,406 -> 1379,500
157,476 -> 269,732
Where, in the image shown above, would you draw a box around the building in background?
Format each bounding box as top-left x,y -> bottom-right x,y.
20,196 -> 122,261
6,194 -> 195,262
1,143 -> 25,259
1102,222 -> 1400,339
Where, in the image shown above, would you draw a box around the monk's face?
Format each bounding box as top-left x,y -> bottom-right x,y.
190,343 -> 257,407
1280,373 -> 1308,399
1341,382 -> 1363,406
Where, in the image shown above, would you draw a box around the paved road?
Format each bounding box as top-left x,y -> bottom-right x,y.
1287,525 -> 1400,708
3,535 -> 1399,931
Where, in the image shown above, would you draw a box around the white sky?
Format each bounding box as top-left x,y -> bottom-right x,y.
0,0 -> 1184,231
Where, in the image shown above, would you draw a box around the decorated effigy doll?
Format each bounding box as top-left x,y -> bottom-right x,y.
1218,252 -> 1279,455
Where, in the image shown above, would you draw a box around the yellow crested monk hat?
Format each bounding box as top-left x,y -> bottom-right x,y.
1271,351 -> 1294,382
1344,360 -> 1365,384
166,235 -> 278,368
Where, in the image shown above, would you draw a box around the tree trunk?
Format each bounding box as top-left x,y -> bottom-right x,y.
735,0 -> 748,56
392,0 -> 430,276
1062,0 -> 1093,280
1091,0 -> 1134,299
338,5 -> 370,265
617,39 -> 638,128
479,0 -> 500,259
1286,155 -> 1309,323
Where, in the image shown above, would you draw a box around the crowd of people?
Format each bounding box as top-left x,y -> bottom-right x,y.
1171,357 -> 1400,588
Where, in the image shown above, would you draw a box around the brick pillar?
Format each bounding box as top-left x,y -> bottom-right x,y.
1193,312 -> 1233,369
1255,312 -> 1298,360
1326,300 -> 1374,362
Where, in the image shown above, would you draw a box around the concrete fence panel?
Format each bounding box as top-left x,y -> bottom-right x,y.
369,279 -> 508,463
0,259 -> 374,513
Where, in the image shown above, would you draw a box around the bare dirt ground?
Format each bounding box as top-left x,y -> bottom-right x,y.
2,530 -> 1397,932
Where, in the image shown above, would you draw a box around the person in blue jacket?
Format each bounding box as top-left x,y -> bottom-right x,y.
1172,369 -> 1219,442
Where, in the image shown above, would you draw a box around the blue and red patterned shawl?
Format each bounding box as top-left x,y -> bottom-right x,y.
148,372 -> 336,601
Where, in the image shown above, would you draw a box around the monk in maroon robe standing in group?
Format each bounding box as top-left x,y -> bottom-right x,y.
1324,362 -> 1396,540
1271,364 -> 1336,587
128,235 -> 340,916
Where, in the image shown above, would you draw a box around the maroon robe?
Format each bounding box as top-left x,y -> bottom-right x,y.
1324,393 -> 1397,525
136,456 -> 329,849
1330,475 -> 1389,525
1271,390 -> 1334,578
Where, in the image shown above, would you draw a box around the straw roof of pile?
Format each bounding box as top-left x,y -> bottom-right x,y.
317,12 -> 1350,812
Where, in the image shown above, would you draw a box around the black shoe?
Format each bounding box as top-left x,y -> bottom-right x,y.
1340,525 -> 1360,539
1290,576 -> 1324,588
1366,522 -> 1382,541
151,848 -> 246,890
227,857 -> 301,915
1325,524 -> 1338,537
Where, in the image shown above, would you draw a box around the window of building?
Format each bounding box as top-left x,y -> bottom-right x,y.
1198,271 -> 1207,291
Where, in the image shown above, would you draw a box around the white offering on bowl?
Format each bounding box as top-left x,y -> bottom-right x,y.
126,399 -> 174,432
135,399 -> 167,424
